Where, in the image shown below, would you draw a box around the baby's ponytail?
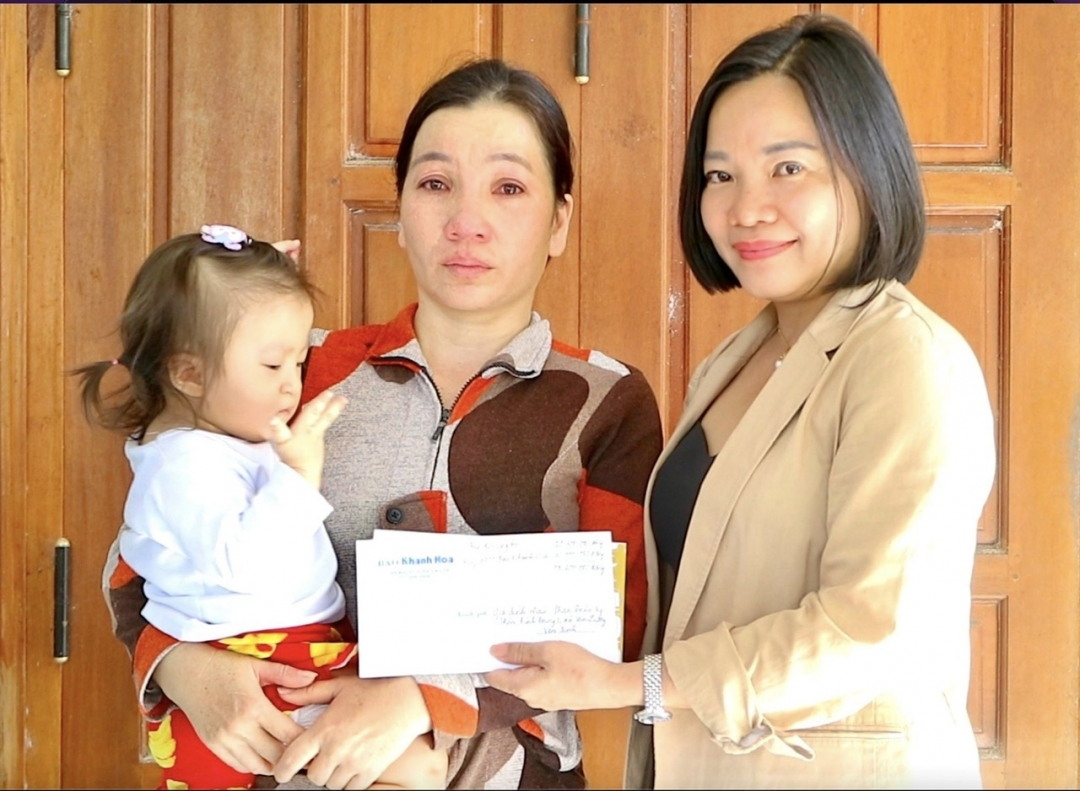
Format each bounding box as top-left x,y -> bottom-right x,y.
71,356 -> 158,439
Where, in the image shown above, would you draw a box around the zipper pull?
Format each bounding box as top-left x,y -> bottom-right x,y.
431,406 -> 451,442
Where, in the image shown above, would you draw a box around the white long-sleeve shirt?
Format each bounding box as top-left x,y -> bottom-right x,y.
119,428 -> 346,642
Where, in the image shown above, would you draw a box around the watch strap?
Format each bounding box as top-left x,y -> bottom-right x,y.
634,653 -> 672,725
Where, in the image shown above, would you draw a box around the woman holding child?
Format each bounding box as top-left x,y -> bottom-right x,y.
101,59 -> 662,790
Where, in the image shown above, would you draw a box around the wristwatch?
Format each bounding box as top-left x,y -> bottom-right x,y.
633,653 -> 672,725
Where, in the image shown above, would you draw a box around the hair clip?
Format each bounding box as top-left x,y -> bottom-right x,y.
200,224 -> 252,251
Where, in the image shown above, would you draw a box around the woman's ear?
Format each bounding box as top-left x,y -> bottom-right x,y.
547,194 -> 575,259
168,353 -> 205,398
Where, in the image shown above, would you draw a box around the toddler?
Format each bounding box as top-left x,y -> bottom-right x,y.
76,224 -> 447,790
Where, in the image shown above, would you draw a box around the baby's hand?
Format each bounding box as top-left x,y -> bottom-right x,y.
270,389 -> 347,489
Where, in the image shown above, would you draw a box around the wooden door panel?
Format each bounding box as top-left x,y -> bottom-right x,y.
969,596 -> 1005,755
168,4 -> 301,237
355,212 -> 416,326
566,7 -> 690,782
306,3 -> 433,332
51,4 -> 159,787
574,3 -> 677,414
911,212 -> 1004,546
361,4 -> 495,150
309,3 -> 500,333
21,2 -> 66,787
879,4 -> 1005,165
1001,7 -> 1080,786
0,5 -> 32,787
860,5 -> 1080,789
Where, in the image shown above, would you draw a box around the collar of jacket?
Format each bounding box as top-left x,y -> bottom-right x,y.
683,278 -> 895,402
367,302 -> 553,381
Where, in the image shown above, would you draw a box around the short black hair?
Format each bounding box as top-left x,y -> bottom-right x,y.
395,58 -> 573,203
680,13 -> 925,294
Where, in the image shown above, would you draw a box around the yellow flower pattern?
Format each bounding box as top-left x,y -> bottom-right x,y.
218,632 -> 289,659
308,642 -> 347,667
148,713 -> 177,769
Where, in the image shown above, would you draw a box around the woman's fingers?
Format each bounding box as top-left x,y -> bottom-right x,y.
484,641 -> 618,711
304,740 -> 363,789
223,673 -> 305,770
257,703 -> 306,751
487,670 -> 537,698
490,641 -> 548,667
273,676 -> 427,788
271,238 -> 302,262
277,677 -> 341,707
485,641 -> 550,695
326,764 -> 363,790
190,691 -> 298,774
225,731 -> 278,774
254,658 -> 317,690
273,729 -> 321,783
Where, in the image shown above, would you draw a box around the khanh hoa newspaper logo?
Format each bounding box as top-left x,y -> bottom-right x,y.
376,554 -> 455,567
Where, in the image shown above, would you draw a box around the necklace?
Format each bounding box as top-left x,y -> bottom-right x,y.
774,324 -> 792,369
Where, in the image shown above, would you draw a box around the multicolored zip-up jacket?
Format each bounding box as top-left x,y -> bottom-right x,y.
104,303 -> 663,790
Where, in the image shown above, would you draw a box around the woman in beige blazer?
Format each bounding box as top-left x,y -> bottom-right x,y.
486,13 -> 996,790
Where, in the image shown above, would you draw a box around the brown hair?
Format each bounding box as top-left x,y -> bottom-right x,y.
680,13 -> 925,295
73,231 -> 316,439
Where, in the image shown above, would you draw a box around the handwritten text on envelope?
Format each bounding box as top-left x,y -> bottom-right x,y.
354,530 -> 624,678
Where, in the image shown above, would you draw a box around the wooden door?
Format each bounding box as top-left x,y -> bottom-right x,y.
2,4 -> 1078,790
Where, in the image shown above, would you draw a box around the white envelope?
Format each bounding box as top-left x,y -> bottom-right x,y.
354,530 -> 623,678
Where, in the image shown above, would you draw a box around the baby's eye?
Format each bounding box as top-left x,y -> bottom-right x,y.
264,364 -> 282,371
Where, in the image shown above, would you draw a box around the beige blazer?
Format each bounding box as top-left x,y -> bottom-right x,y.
626,281 -> 995,790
